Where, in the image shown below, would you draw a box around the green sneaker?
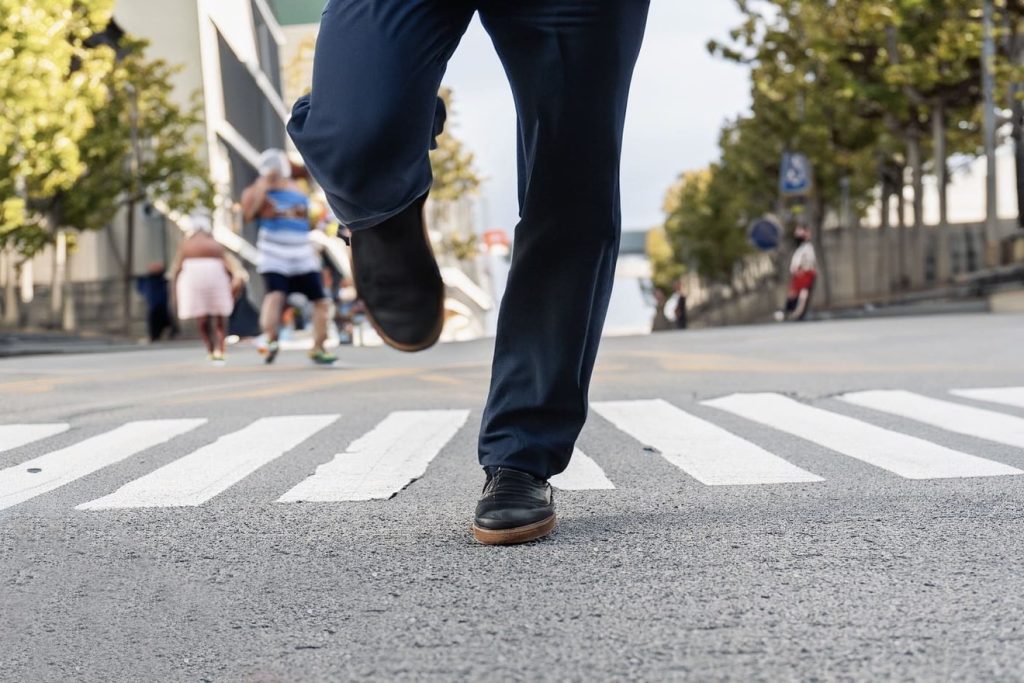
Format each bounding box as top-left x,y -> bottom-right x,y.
263,340 -> 280,365
309,348 -> 337,366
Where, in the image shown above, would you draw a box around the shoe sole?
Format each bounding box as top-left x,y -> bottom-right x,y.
350,197 -> 445,354
472,515 -> 556,546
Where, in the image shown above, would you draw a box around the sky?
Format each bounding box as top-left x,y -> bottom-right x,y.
440,2 -> 752,233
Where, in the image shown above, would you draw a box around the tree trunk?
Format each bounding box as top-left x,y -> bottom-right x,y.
907,133 -> 925,288
810,192 -> 832,307
896,170 -> 907,290
933,103 -> 952,283
2,250 -> 18,326
840,175 -> 860,301
123,201 -> 135,336
50,228 -> 65,328
932,109 -> 949,227
880,182 -> 892,299
61,232 -> 76,331
1015,102 -> 1024,229
982,0 -> 1000,263
1003,6 -> 1024,228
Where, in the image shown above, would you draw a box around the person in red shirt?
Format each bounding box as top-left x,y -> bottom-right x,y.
782,227 -> 818,322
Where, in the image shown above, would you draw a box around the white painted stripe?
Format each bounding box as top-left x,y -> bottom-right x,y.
705,393 -> 1022,480
550,449 -> 615,491
593,400 -> 823,486
278,410 -> 469,502
79,415 -> 338,510
951,387 -> 1024,410
0,420 -> 204,511
842,390 -> 1024,450
0,424 -> 69,454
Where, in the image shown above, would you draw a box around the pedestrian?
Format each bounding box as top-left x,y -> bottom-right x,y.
135,261 -> 178,342
673,280 -> 688,330
651,289 -> 673,332
781,227 -> 818,322
170,214 -> 243,364
288,1 -> 650,544
241,149 -> 336,366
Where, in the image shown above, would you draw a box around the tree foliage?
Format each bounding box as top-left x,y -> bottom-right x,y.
430,87 -> 482,203
429,87 -> 483,265
1,2 -> 212,264
651,0 -> 1021,291
646,227 -> 683,293
662,167 -> 751,285
56,36 -> 212,236
0,0 -> 115,256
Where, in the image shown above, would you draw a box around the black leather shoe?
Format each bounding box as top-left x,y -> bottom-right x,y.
350,194 -> 444,352
473,467 -> 556,545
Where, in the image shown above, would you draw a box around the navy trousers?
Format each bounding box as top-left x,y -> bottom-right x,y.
289,0 -> 650,480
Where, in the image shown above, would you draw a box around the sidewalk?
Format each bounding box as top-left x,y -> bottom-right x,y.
814,263 -> 1024,321
0,331 -> 146,358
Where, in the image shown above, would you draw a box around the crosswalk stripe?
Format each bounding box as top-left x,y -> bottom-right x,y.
78,415 -> 339,510
0,420 -> 205,512
278,410 -> 470,502
0,424 -> 70,454
841,390 -> 1024,450
705,393 -> 1023,480
592,399 -> 823,486
951,387 -> 1024,410
550,449 -> 615,490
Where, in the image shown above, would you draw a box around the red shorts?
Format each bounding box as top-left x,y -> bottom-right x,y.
789,271 -> 816,296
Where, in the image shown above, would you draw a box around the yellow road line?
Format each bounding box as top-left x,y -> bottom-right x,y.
161,366 -> 422,405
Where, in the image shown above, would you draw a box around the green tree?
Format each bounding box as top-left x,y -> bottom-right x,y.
662,167 -> 751,285
0,0 -> 115,322
704,0 -> 989,297
430,87 -> 482,203
59,36 -> 213,330
645,227 -> 684,294
58,39 -> 211,235
429,87 -> 483,267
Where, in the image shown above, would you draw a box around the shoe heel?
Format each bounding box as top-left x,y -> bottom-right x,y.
472,515 -> 556,546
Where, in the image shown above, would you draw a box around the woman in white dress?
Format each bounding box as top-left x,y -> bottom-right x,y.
170,215 -> 246,363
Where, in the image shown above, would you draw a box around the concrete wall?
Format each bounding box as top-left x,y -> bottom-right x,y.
820,220 -> 1017,305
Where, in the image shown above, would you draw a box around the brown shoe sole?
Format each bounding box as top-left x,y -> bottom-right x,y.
350,197 -> 445,354
472,515 -> 556,546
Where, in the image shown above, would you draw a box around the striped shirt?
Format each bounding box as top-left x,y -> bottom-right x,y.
256,189 -> 321,276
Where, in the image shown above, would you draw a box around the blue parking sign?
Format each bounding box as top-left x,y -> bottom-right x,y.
780,153 -> 813,196
749,216 -> 783,251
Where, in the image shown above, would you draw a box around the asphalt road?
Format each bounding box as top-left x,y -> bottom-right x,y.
2,313 -> 1024,682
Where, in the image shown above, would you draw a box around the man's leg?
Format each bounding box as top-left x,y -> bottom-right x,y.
313,300 -> 330,349
288,0 -> 473,230
288,1 -> 474,351
212,316 -> 227,356
477,0 -> 650,481
292,270 -> 336,363
146,306 -> 161,342
471,0 -> 649,545
260,292 -> 285,342
259,273 -> 287,363
196,315 -> 214,355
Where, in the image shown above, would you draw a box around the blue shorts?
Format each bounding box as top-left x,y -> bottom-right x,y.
262,271 -> 326,302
